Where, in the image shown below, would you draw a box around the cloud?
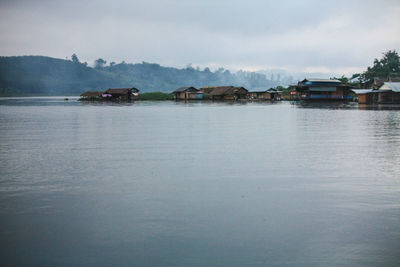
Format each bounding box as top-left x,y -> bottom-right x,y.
0,0 -> 399,75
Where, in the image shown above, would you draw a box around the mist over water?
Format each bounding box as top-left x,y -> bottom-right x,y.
0,98 -> 399,266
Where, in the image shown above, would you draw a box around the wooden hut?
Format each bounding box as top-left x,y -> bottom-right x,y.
79,91 -> 103,101
352,89 -> 378,104
377,82 -> 400,103
199,86 -> 222,95
104,87 -> 140,100
249,88 -> 281,101
173,87 -> 202,100
295,79 -> 352,101
208,86 -> 248,101
353,82 -> 400,104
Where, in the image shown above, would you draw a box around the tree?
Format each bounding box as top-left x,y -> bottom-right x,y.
94,58 -> 107,69
361,50 -> 400,81
71,53 -> 80,63
331,75 -> 349,83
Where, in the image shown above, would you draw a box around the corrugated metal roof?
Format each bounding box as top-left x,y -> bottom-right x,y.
250,88 -> 280,93
306,79 -> 341,83
383,82 -> 400,92
352,89 -> 388,94
301,78 -> 341,84
352,89 -> 375,94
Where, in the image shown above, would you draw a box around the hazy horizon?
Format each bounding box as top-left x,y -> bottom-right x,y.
1,0 -> 399,76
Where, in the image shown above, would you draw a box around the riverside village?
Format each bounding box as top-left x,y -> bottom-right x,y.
80,77 -> 400,104
79,50 -> 400,104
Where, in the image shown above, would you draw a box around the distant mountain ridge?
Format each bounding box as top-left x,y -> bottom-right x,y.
0,56 -> 279,96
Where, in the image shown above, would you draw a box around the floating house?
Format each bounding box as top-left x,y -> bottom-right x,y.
173,87 -> 203,100
377,82 -> 400,103
351,89 -> 378,104
295,79 -> 352,101
354,82 -> 400,104
207,86 -> 248,101
199,87 -> 218,95
79,91 -> 103,100
103,87 -> 140,101
249,88 -> 281,101
79,87 -> 139,101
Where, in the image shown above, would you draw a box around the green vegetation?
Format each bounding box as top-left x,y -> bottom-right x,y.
1,50 -> 398,96
138,92 -> 174,100
0,56 -> 117,96
359,50 -> 400,81
330,50 -> 400,87
0,55 -> 278,96
275,85 -> 291,93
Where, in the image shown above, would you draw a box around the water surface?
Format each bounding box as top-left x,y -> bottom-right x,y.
1,97 -> 399,266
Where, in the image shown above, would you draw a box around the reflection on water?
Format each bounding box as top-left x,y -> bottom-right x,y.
293,100 -> 358,110
358,103 -> 400,110
0,98 -> 400,266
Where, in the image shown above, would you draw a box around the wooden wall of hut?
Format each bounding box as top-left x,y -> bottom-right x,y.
378,91 -> 400,103
357,94 -> 373,104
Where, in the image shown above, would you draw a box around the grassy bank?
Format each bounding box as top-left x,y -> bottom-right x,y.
138,92 -> 174,100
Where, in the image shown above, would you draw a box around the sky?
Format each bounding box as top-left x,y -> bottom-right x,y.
0,0 -> 399,75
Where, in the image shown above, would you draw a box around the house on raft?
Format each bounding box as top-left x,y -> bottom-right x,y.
249,88 -> 282,101
79,87 -> 140,101
353,82 -> 400,104
79,91 -> 103,101
206,86 -> 248,101
295,79 -> 352,101
103,87 -> 140,101
173,87 -> 203,100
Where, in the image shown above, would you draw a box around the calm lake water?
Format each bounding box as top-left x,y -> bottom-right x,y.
0,97 -> 399,266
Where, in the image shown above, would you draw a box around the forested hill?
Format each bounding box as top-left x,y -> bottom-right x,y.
0,56 -> 118,96
0,56 -> 278,96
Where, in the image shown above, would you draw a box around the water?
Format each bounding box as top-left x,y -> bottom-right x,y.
1,97 -> 399,266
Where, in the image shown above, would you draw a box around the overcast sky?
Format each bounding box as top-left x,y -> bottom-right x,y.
0,0 -> 399,75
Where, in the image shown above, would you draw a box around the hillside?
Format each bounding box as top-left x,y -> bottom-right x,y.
0,56 -> 122,96
0,56 -> 278,96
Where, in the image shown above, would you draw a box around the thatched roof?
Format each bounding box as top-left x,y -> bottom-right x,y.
173,86 -> 198,93
199,86 -> 220,94
105,87 -> 139,94
209,86 -> 248,96
106,88 -> 130,94
80,91 -> 103,97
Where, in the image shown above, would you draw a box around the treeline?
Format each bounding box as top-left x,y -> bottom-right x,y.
277,50 -> 400,92
332,50 -> 400,88
1,50 -> 398,96
0,55 -> 278,96
0,56 -> 118,96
